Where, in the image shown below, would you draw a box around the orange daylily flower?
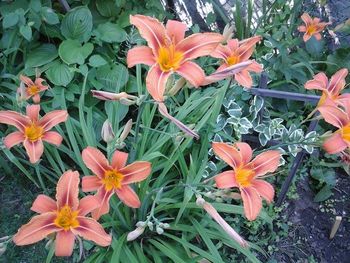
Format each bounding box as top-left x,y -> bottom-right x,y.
305,68 -> 349,107
13,170 -> 112,257
206,36 -> 263,88
127,15 -> 223,102
0,105 -> 68,163
298,13 -> 331,42
318,101 -> 350,154
18,75 -> 48,103
212,142 -> 280,221
82,147 -> 152,220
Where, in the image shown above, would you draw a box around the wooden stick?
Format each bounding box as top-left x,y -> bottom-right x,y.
329,216 -> 342,239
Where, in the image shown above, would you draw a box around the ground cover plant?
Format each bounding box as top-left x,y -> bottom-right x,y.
0,0 -> 349,262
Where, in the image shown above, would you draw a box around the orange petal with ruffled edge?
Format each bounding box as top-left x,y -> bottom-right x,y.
240,187 -> 262,221
305,72 -> 328,91
120,161 -> 152,185
78,195 -> 100,216
251,179 -> 274,203
211,44 -> 231,59
175,61 -> 205,87
212,142 -> 242,168
237,36 -> 261,61
42,131 -> 63,146
323,133 -> 348,154
26,105 -> 40,122
111,150 -> 128,170
82,176 -> 101,192
235,142 -> 253,164
215,170 -> 237,188
13,212 -> 59,245
127,46 -> 156,68
177,33 -> 223,61
56,170 -> 80,210
23,139 -> 44,164
82,147 -> 111,178
327,68 -> 348,96
166,20 -> 187,44
130,15 -> 168,53
31,194 -> 57,214
301,13 -> 313,26
20,75 -> 34,86
318,105 -> 349,128
146,64 -> 172,102
55,231 -> 75,257
0,111 -> 30,132
298,25 -> 306,32
115,185 -> 141,208
72,217 -> 111,246
235,70 -> 253,88
3,131 -> 24,148
91,187 -> 114,220
39,110 -> 68,132
250,150 -> 280,177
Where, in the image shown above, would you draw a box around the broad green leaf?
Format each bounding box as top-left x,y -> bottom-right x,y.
25,43 -> 58,68
41,7 -> 59,25
20,25 -> 32,41
3,13 -> 19,28
45,61 -> 74,86
88,54 -> 107,67
61,6 -> 93,42
96,0 -> 120,17
96,63 -> 129,91
59,39 -> 94,65
93,22 -> 127,43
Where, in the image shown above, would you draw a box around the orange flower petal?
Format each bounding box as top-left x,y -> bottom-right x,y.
301,13 -> 312,26
32,94 -> 41,104
177,33 -> 223,61
73,217 -> 111,246
240,187 -> 262,221
227,39 -> 239,51
120,161 -> 151,185
78,195 -> 100,216
91,187 -> 114,220
115,185 -> 141,208
235,70 -> 253,88
314,33 -> 322,40
82,176 -> 101,192
0,111 -> 30,132
130,15 -> 168,53
318,105 -> 349,128
211,44 -> 231,59
56,170 -> 80,210
237,36 -> 261,61
251,179 -> 274,203
146,64 -> 171,102
127,46 -> 156,68
13,212 -> 59,245
20,75 -> 34,86
298,25 -> 306,32
303,33 -> 312,42
39,110 -> 68,132
323,133 -> 348,154
250,150 -> 280,177
31,194 -> 57,214
42,131 -> 63,146
82,147 -> 111,178
212,142 -> 242,168
23,139 -> 44,164
328,68 -> 348,96
3,131 -> 24,148
235,142 -> 253,163
111,150 -> 128,170
214,170 -> 237,188
26,105 -> 40,122
176,61 -> 205,87
166,19 -> 187,44
34,78 -> 49,91
305,72 -> 328,91
55,231 -> 75,257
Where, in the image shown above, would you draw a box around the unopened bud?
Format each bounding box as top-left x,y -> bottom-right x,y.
101,120 -> 115,143
156,226 -> 164,235
147,221 -> 154,231
119,119 -> 133,142
168,77 -> 186,96
222,24 -> 234,43
127,227 -> 145,241
136,221 -> 146,227
163,223 -> 170,229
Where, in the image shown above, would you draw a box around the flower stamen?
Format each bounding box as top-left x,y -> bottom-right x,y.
54,205 -> 79,231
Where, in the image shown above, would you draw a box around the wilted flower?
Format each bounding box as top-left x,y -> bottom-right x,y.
101,120 -> 115,143
91,90 -> 138,105
127,226 -> 145,241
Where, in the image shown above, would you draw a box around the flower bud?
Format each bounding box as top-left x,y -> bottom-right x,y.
127,227 -> 145,241
147,221 -> 154,231
168,77 -> 186,96
163,223 -> 170,229
136,221 -> 146,227
119,119 -> 133,142
222,24 -> 234,43
101,120 -> 115,143
156,226 -> 164,235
